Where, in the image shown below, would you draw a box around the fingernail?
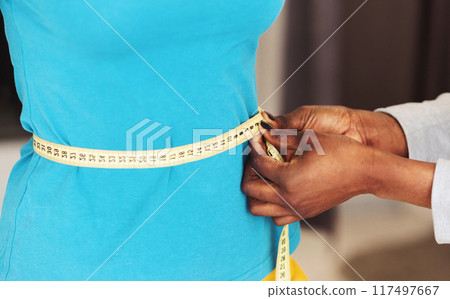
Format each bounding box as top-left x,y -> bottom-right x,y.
260,121 -> 274,130
265,112 -> 276,121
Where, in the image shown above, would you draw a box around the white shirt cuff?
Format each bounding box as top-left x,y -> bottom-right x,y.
375,93 -> 450,163
432,159 -> 450,244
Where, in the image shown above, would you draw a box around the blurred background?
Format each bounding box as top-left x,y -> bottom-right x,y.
1,0 -> 450,280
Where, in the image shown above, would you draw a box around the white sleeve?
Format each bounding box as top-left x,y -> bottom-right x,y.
376,93 -> 450,244
376,93 -> 450,163
431,159 -> 450,243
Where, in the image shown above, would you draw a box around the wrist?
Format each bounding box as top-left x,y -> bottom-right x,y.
368,148 -> 435,208
350,109 -> 408,157
346,142 -> 381,197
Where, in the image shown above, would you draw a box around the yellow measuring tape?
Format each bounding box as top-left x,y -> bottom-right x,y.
32,110 -> 291,280
265,140 -> 291,281
32,113 -> 263,168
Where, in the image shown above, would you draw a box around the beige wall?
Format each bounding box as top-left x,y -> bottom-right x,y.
255,3 -> 289,116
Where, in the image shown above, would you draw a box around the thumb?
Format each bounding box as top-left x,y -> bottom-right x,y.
259,124 -> 300,156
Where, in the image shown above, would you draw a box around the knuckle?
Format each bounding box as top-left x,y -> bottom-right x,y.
250,154 -> 258,167
241,182 -> 251,195
276,115 -> 288,129
282,179 -> 296,193
251,155 -> 263,172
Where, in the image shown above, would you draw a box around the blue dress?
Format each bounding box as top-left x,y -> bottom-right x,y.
0,0 -> 300,280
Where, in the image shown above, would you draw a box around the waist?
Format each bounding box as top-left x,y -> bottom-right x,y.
32,111 -> 263,168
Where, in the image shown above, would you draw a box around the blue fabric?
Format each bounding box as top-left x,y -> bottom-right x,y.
0,0 -> 300,280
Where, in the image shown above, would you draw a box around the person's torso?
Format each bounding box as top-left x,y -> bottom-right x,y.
0,0 -> 301,281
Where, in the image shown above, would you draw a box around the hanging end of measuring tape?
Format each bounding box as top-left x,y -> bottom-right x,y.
275,224 -> 290,281
264,139 -> 291,281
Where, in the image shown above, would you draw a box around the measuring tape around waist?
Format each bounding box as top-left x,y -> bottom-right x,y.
32,112 -> 264,169
32,109 -> 291,280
